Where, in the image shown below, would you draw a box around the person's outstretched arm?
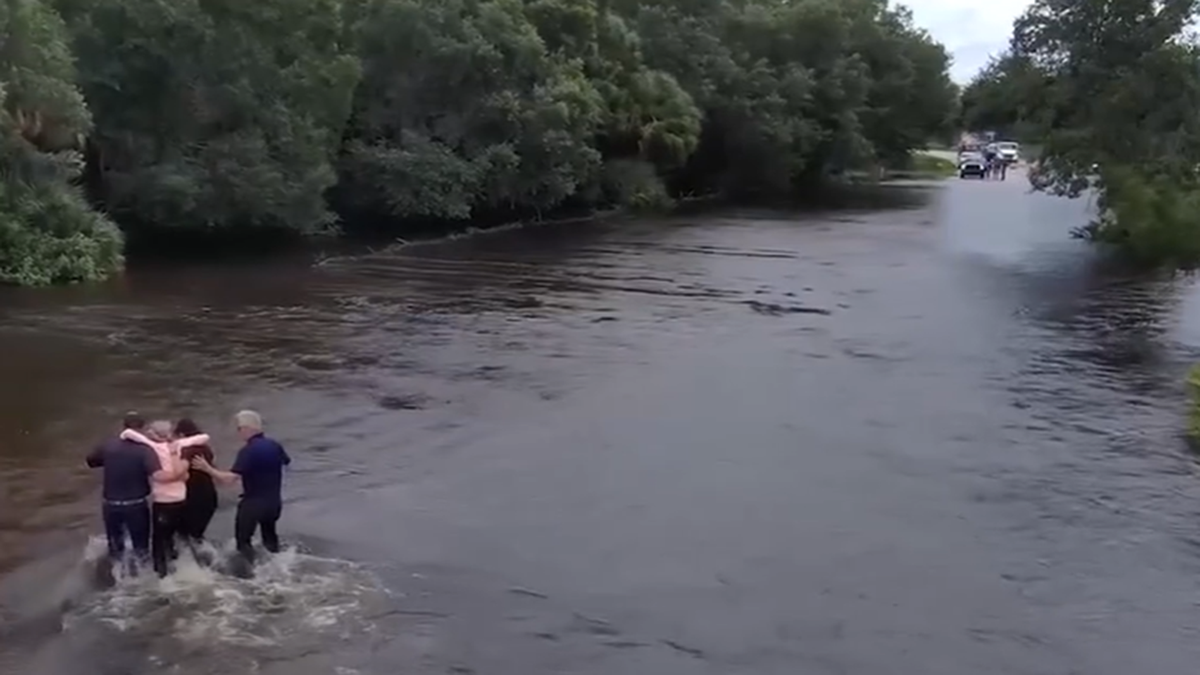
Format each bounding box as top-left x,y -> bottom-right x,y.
120,428 -> 208,450
174,433 -> 210,449
194,443 -> 248,486
119,428 -> 153,446
120,429 -> 188,480
192,456 -> 241,485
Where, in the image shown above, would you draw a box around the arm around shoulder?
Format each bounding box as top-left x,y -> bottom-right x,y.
175,433 -> 210,449
120,429 -> 153,446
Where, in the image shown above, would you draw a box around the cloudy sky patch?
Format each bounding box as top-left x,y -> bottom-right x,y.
903,0 -> 1033,82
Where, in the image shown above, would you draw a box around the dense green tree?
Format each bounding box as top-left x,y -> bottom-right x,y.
0,0 -> 122,285
340,0 -> 608,221
847,2 -> 958,165
523,0 -> 701,208
997,0 -> 1200,267
615,0 -> 954,195
1012,0 -> 1200,193
4,0 -> 959,285
957,52 -> 1049,141
623,0 -> 832,196
55,0 -> 361,235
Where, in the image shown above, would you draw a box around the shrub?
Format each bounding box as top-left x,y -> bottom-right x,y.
602,159 -> 673,211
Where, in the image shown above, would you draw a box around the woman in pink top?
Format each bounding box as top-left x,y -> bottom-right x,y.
121,420 -> 208,577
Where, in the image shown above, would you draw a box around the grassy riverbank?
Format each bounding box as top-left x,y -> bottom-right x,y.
842,151 -> 958,183
892,153 -> 958,179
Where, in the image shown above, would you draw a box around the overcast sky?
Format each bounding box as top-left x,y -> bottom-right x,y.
904,0 -> 1032,83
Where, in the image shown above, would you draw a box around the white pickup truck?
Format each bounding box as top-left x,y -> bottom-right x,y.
989,141 -> 1020,164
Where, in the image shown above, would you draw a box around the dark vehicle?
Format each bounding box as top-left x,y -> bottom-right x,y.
958,152 -> 986,179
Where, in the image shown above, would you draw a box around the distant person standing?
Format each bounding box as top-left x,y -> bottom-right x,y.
983,145 -> 998,179
192,410 -> 291,565
85,413 -> 187,574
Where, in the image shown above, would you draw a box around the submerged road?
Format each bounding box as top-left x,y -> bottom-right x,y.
2,170 -> 1200,673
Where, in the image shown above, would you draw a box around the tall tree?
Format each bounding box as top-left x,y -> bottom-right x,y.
339,0 -> 606,222
1009,0 -> 1200,266
958,52 -> 1049,140
56,0 -> 361,235
4,0 -> 961,285
0,0 -> 122,285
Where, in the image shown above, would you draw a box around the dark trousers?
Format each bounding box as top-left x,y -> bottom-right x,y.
102,500 -> 151,565
181,494 -> 218,542
151,501 -> 186,577
235,498 -> 282,563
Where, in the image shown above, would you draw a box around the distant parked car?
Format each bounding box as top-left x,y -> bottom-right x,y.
959,152 -> 986,179
995,141 -> 1020,164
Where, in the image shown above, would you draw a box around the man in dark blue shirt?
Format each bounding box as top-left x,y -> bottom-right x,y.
85,412 -> 183,571
193,409 -> 290,564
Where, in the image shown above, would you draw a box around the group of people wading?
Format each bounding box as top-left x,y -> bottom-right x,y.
85,409 -> 290,578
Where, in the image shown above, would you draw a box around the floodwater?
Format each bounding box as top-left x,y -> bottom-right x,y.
3,169 -> 1200,674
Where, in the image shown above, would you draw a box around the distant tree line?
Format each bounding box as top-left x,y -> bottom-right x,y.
2,0 -> 956,286
958,0 -> 1200,269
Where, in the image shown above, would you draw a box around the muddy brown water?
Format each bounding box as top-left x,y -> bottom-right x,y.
3,171 -> 1200,674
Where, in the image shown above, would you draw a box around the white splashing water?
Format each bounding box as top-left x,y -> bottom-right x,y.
65,535 -> 388,651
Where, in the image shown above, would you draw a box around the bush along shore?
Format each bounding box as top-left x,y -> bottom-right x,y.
1,0 -> 958,286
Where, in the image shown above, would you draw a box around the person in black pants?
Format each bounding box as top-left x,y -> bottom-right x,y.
151,495 -> 186,575
119,420 -> 208,577
174,418 -> 218,542
192,409 -> 291,566
86,413 -> 185,576
983,147 -> 998,179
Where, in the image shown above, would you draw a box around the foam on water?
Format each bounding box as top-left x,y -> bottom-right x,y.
64,535 -> 388,659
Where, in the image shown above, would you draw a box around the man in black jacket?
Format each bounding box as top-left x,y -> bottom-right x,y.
85,412 -> 183,573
